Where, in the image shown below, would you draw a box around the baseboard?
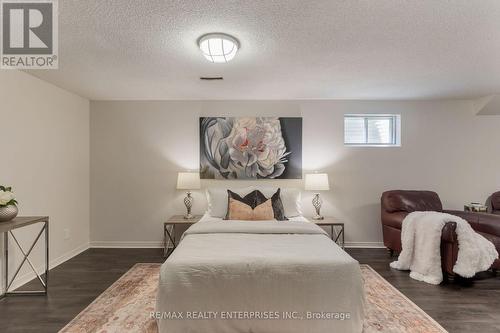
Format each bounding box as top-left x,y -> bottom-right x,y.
2,240 -> 381,293
89,240 -> 384,249
90,241 -> 164,248
345,242 -> 385,248
5,241 -> 90,293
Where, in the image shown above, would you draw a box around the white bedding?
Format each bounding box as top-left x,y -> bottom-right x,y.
156,214 -> 365,333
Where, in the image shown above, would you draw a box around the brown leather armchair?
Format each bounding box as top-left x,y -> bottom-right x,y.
492,191 -> 500,215
381,190 -> 500,277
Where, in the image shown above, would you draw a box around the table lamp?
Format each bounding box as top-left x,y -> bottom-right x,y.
177,172 -> 201,219
304,173 -> 330,220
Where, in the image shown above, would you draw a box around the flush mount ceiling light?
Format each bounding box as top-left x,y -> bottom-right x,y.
198,33 -> 239,63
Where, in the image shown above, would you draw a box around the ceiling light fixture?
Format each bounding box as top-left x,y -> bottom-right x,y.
198,33 -> 239,63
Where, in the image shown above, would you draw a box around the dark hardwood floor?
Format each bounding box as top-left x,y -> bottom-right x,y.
350,248 -> 500,333
0,248 -> 499,333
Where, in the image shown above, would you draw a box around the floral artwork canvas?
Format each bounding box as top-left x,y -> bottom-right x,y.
200,117 -> 302,179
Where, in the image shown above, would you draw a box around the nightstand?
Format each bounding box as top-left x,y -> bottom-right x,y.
164,215 -> 202,257
312,218 -> 345,249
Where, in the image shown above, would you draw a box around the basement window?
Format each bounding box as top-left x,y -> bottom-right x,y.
344,114 -> 401,147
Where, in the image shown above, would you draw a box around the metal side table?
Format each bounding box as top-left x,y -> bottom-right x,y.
313,218 -> 345,249
163,215 -> 201,258
1,216 -> 49,299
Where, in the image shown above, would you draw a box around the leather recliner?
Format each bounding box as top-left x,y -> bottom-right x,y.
381,190 -> 500,277
492,191 -> 500,215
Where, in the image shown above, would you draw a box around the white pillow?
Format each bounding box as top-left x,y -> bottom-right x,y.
253,187 -> 302,218
205,186 -> 302,218
206,187 -> 254,218
281,188 -> 303,217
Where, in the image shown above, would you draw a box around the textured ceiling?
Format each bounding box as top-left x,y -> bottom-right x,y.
27,0 -> 500,100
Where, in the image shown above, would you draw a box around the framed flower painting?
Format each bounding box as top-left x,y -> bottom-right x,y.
200,117 -> 302,179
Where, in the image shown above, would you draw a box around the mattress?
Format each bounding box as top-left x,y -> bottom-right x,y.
156,214 -> 365,333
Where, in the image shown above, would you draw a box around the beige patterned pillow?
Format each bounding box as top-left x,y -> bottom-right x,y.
227,197 -> 275,221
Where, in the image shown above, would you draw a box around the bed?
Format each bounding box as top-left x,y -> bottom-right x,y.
156,213 -> 365,333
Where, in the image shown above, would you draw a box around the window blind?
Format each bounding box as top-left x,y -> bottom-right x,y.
344,114 -> 400,146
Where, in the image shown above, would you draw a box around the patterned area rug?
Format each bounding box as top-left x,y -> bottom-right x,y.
59,263 -> 447,333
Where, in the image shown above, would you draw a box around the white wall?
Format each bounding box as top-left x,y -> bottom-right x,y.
90,100 -> 500,247
0,72 -> 497,287
0,71 -> 90,291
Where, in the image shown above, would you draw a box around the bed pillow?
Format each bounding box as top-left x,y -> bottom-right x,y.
206,186 -> 302,218
254,187 -> 303,217
226,195 -> 275,220
206,187 -> 254,217
254,189 -> 288,221
225,189 -> 288,221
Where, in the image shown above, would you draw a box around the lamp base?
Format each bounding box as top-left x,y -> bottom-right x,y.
183,192 -> 194,220
312,193 -> 323,221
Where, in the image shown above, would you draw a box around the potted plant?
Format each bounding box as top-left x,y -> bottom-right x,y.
0,186 -> 18,222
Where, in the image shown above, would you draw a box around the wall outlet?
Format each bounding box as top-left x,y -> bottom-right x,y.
64,228 -> 70,240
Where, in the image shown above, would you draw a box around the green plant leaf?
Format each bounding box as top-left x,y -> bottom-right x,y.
6,199 -> 17,206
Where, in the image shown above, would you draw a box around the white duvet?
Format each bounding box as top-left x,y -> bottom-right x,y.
156,214 -> 365,333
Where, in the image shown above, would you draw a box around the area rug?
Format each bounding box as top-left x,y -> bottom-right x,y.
59,263 -> 447,333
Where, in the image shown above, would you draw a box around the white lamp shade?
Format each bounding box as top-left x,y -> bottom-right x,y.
304,173 -> 330,191
177,172 -> 201,190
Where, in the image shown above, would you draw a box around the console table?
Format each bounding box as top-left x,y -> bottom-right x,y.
0,216 -> 49,299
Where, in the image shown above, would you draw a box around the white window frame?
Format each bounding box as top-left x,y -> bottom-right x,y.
344,114 -> 401,147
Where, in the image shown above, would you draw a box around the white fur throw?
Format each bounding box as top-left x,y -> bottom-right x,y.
390,211 -> 498,284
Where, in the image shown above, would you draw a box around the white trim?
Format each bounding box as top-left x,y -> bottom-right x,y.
1,239 -> 384,293
90,241 -> 164,248
89,240 -> 384,249
345,242 -> 385,248
4,242 -> 90,293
